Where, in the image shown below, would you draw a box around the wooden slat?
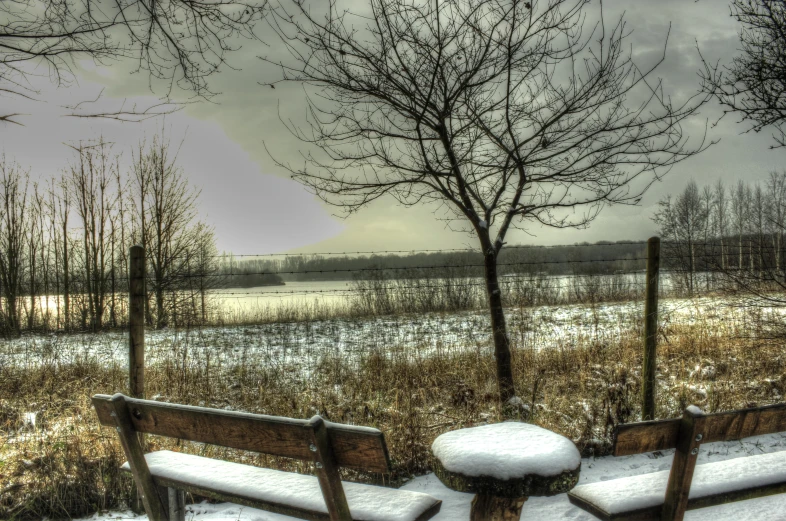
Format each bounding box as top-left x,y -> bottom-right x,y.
122,459 -> 443,521
93,394 -> 390,473
613,418 -> 681,456
109,395 -> 170,521
569,480 -> 786,521
660,408 -> 706,521
613,403 -> 786,457
703,403 -> 786,443
308,416 -> 352,521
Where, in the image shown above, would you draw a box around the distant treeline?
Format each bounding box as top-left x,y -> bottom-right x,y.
217,241 -> 648,282
654,173 -> 786,295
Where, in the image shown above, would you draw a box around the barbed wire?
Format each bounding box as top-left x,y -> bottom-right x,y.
210,241 -> 652,258
208,239 -> 786,259
199,257 -> 650,279
209,281 -> 650,298
69,257 -> 650,283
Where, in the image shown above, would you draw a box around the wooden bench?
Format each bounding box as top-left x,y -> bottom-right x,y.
92,393 -> 442,521
568,403 -> 786,521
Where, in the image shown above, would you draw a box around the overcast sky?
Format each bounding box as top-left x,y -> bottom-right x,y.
0,0 -> 780,255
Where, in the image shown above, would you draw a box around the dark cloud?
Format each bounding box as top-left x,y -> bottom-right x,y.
1,0 -> 782,253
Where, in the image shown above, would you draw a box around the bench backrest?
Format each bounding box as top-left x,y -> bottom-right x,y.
92,393 -> 391,473
613,402 -> 786,456
611,403 -> 786,521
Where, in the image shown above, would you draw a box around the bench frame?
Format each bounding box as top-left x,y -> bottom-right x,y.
93,393 -> 439,521
569,403 -> 786,521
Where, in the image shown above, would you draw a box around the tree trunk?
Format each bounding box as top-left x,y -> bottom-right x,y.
470,495 -> 526,521
63,221 -> 70,331
155,284 -> 166,329
483,250 -> 516,411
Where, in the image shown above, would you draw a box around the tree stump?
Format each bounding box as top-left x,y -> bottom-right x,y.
431,422 -> 582,520
470,494 -> 527,521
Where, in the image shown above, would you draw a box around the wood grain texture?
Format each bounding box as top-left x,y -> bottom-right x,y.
660,408 -> 705,521
469,495 -> 526,521
642,236 -> 660,422
703,403 -> 786,443
613,418 -> 681,456
614,403 -> 786,457
109,395 -> 169,521
128,246 -> 145,400
308,416 -> 352,521
92,394 -> 390,473
568,480 -> 786,521
431,457 -> 580,498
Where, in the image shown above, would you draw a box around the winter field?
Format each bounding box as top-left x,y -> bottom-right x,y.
2,293 -> 786,519
0,295 -> 756,372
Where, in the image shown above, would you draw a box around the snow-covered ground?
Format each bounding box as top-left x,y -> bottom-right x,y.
78,432 -> 786,521
2,296 -> 771,372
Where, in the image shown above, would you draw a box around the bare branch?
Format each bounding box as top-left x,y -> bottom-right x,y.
1,0 -> 269,124
61,88 -> 194,121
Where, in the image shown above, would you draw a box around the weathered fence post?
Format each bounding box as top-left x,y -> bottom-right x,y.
128,245 -> 146,513
642,237 -> 660,421
129,245 -> 146,400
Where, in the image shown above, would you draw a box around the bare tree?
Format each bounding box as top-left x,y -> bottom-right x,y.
1,0 -> 268,124
131,134 -> 205,329
713,179 -> 729,270
701,184 -> 715,290
653,181 -> 708,295
23,183 -> 46,329
766,171 -> 786,271
731,180 -> 750,269
54,177 -> 73,330
187,222 -> 220,324
66,140 -> 121,330
752,183 -> 767,273
700,0 -> 786,148
263,0 -> 710,409
0,157 -> 29,336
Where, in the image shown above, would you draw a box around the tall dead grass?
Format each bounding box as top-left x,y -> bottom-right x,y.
1,300 -> 784,519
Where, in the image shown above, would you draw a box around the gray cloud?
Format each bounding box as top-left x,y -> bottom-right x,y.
1,0 -> 782,253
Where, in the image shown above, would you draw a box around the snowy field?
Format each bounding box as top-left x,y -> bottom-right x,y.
77,432 -> 786,521
0,296 -> 768,372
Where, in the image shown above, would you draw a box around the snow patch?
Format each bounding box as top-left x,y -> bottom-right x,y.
569,450 -> 786,515
431,422 -> 580,479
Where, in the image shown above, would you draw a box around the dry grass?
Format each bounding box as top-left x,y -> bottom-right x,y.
1,299 -> 785,520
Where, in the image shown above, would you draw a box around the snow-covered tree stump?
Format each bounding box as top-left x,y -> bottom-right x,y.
431,422 -> 581,520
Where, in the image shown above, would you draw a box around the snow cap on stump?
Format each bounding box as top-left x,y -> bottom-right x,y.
432,422 -> 581,480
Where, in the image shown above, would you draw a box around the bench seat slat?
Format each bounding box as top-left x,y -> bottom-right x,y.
568,450 -> 786,520
122,451 -> 442,521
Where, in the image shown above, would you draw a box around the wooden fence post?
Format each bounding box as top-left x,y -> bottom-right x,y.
128,245 -> 146,513
642,237 -> 660,421
129,245 -> 146,400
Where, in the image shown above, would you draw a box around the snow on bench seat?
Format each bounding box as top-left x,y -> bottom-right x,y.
122,450 -> 441,521
568,450 -> 786,520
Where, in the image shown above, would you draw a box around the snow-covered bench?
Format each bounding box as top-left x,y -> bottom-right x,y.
92,393 -> 442,521
568,403 -> 786,521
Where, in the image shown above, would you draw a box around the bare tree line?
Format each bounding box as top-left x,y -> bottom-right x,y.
653,173 -> 786,296
0,135 -> 219,336
218,242 -> 647,282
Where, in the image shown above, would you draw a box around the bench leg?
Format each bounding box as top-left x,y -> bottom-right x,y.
158,486 -> 185,521
469,494 -> 527,521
